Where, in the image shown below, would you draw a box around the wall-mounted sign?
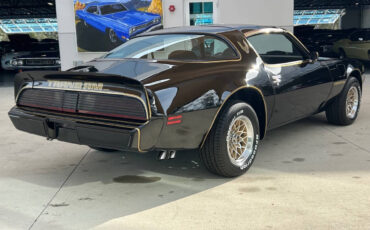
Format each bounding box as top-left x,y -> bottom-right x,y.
0,18 -> 58,34
74,0 -> 163,52
294,9 -> 345,26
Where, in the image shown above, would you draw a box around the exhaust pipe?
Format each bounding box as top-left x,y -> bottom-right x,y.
169,150 -> 176,159
158,150 -> 167,160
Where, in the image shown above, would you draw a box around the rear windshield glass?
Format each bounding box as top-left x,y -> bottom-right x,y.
100,4 -> 127,15
105,34 -> 238,61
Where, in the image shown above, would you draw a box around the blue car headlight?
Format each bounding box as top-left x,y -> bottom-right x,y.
129,27 -> 137,35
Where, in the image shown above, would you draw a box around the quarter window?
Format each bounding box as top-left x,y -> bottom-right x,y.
247,33 -> 308,64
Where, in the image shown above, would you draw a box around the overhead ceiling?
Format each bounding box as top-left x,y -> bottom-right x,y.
295,0 -> 370,9
0,0 -> 56,19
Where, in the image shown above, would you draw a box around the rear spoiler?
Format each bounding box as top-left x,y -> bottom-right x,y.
14,70 -> 145,99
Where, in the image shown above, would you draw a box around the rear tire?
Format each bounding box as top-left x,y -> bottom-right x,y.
326,77 -> 361,125
200,101 -> 260,177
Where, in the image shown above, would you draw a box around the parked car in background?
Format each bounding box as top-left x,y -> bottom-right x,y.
9,25 -> 364,177
294,26 -> 354,58
0,34 -> 60,71
333,29 -> 370,61
76,2 -> 162,44
1,50 -> 60,71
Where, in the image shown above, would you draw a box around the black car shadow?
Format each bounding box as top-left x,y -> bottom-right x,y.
75,21 -> 122,52
6,107 -> 370,230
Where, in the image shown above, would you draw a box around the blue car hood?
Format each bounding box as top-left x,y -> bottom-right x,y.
102,11 -> 159,26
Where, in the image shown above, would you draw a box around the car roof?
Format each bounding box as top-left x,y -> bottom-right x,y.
86,1 -> 123,7
141,24 -> 278,36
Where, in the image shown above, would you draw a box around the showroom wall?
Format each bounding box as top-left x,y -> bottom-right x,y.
55,0 -> 104,70
341,8 -> 362,29
362,6 -> 370,28
218,0 -> 294,31
56,0 -> 293,70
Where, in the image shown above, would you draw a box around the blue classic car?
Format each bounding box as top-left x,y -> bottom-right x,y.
76,2 -> 162,44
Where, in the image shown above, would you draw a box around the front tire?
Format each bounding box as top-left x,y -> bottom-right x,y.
200,101 -> 260,177
326,77 -> 361,125
108,28 -> 118,44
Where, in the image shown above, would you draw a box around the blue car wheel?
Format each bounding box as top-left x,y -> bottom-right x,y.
83,20 -> 89,28
108,29 -> 118,44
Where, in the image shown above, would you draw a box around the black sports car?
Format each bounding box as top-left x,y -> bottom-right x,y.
9,25 -> 365,177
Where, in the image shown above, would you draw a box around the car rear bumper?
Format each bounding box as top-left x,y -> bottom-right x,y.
8,107 -> 161,152
8,105 -> 217,152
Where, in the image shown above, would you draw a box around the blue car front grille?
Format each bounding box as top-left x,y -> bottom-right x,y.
135,20 -> 156,31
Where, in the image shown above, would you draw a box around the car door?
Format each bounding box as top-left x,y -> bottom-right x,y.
247,32 -> 332,128
85,6 -> 103,31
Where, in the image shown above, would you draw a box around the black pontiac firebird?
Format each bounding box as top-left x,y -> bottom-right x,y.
9,25 -> 365,177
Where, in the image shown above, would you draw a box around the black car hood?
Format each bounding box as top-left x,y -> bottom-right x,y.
78,58 -> 176,82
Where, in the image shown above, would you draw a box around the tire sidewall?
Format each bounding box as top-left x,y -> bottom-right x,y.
341,78 -> 361,123
108,29 -> 118,44
217,102 -> 260,174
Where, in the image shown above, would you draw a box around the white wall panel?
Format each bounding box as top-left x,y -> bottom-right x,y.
56,0 -> 103,70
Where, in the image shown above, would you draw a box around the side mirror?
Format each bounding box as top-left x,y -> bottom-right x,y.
309,51 -> 319,63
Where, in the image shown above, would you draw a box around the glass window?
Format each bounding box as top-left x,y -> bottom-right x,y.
247,33 -> 307,64
100,4 -> 127,15
105,34 -> 238,61
189,2 -> 214,26
86,6 -> 98,14
203,2 -> 213,13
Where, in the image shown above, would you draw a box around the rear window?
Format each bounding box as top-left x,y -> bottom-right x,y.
105,34 -> 238,61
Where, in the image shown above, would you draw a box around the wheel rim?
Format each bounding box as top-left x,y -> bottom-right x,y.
226,115 -> 255,167
109,29 -> 117,43
346,86 -> 359,119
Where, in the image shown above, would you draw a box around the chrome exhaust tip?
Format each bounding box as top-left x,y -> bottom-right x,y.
169,150 -> 176,159
158,150 -> 167,160
157,150 -> 176,160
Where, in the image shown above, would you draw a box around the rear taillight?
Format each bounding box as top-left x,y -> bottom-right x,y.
167,115 -> 182,125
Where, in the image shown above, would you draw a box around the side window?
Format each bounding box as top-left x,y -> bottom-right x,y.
86,6 -> 98,14
247,33 -> 307,64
